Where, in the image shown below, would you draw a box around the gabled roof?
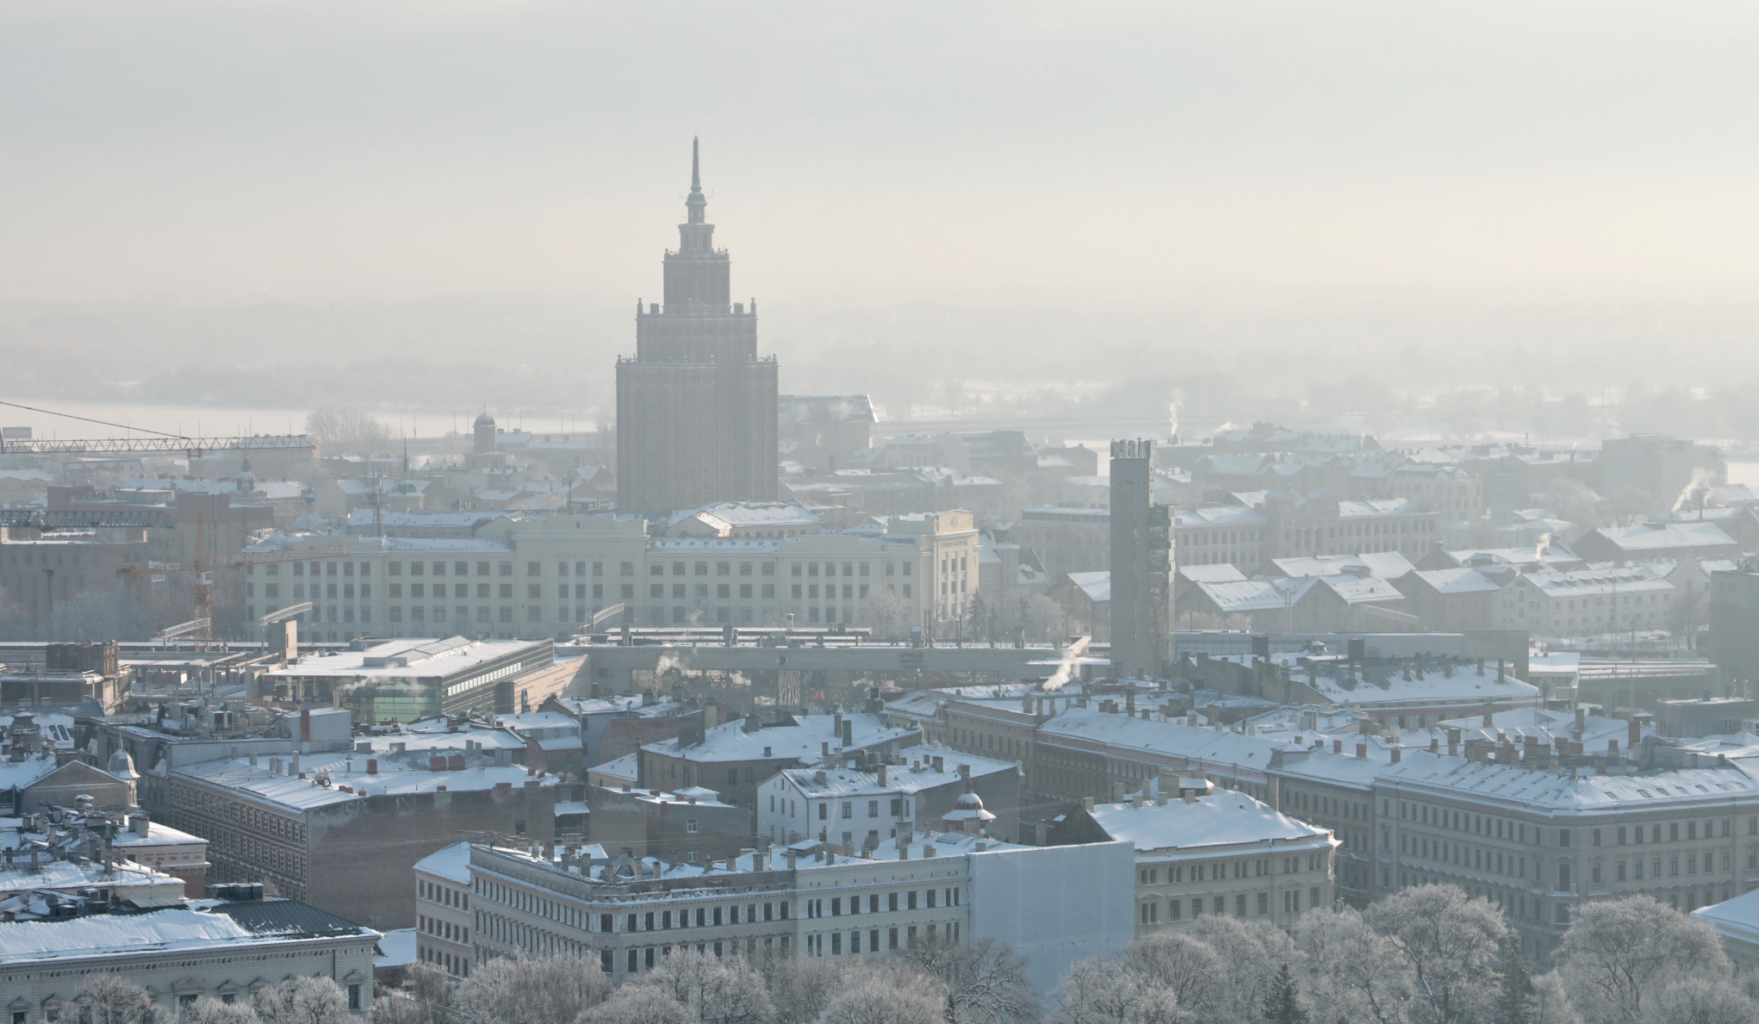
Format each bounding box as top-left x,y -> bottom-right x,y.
1583,521 -> 1738,553
1408,567 -> 1502,595
1064,571 -> 1111,603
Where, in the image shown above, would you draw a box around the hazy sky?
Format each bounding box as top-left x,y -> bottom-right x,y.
6,0 -> 1759,310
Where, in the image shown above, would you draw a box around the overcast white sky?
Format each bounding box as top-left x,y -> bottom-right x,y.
5,0 -> 1759,310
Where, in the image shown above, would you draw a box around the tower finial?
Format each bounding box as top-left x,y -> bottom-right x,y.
685,137 -> 708,223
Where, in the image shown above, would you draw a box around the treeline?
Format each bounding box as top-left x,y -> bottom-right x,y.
56,886 -> 1759,1024
382,888 -> 1752,1024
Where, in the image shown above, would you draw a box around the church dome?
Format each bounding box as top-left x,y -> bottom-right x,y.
107,748 -> 139,781
474,411 -> 496,427
941,784 -> 997,828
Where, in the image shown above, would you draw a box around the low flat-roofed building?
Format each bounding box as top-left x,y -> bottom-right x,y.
1048,785 -> 1339,934
0,896 -> 377,1021
265,636 -> 555,722
160,748 -> 558,930
495,711 -> 584,774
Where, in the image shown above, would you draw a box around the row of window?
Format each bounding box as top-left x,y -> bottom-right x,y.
385,560 -> 509,577
1139,888 -> 1322,923
1401,801 -> 1750,848
476,876 -> 789,931
805,922 -> 953,955
419,915 -> 469,945
803,889 -> 960,917
770,795 -> 910,819
1137,852 -> 1326,886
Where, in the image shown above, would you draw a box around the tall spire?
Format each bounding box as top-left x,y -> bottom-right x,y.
686,136 -> 707,224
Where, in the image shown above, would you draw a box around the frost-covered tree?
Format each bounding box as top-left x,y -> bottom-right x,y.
815,973 -> 946,1024
1115,930 -> 1225,1018
1180,916 -> 1297,1024
178,997 -> 260,1024
762,954 -> 850,1024
893,934 -> 1039,1024
1637,977 -> 1759,1024
1049,957 -> 1186,1024
1293,905 -> 1414,1024
74,976 -> 162,1024
1529,973 -> 1581,1024
1555,895 -> 1730,1024
858,585 -> 916,640
1366,885 -> 1509,1024
637,950 -> 773,1024
251,977 -> 350,1024
451,953 -> 610,1024
577,985 -> 694,1024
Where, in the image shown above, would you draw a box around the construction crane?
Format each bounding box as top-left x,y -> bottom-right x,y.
2,399 -> 323,648
0,398 -> 316,460
0,433 -> 315,459
118,539 -> 352,650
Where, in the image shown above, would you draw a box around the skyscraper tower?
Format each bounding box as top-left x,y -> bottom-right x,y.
616,139 -> 779,510
1109,439 -> 1171,678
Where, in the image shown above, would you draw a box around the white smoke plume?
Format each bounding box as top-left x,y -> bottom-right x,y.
1671,466 -> 1718,514
1041,645 -> 1080,691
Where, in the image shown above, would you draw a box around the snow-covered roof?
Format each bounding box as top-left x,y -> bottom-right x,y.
0,902 -> 377,965
0,857 -> 186,899
1381,749 -> 1756,811
1586,521 -> 1738,553
268,636 -> 548,680
414,840 -> 474,884
1194,577 -> 1318,613
1433,707 -> 1644,750
1317,574 -> 1406,605
670,501 -> 820,532
1267,552 -> 1415,580
590,753 -> 640,785
0,754 -> 64,791
1088,791 -> 1333,853
1173,505 -> 1266,527
1409,568 -> 1502,595
1337,498 -> 1425,518
1064,571 -> 1110,603
375,927 -> 418,969
1522,566 -> 1673,599
771,745 -> 1017,799
1178,564 -> 1249,584
174,752 -> 559,811
495,711 -> 582,747
642,714 -> 915,765
1694,886 -> 1759,947
1038,708 -> 1305,771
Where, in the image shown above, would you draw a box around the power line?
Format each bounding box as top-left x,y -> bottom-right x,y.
0,398 -> 191,440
